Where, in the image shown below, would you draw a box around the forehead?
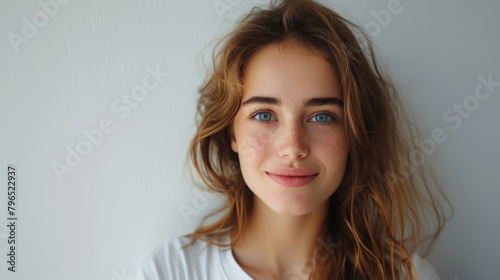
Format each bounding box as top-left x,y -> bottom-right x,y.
242,40 -> 342,101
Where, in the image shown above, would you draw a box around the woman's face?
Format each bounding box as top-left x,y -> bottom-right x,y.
231,40 -> 349,215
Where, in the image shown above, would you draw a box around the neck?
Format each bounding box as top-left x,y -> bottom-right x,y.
232,196 -> 329,278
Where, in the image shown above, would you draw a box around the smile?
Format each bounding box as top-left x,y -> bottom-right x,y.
267,173 -> 318,187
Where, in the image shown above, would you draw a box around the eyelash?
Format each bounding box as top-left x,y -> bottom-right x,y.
249,108 -> 338,125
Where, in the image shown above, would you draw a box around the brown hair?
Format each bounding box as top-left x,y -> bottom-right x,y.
184,0 -> 451,279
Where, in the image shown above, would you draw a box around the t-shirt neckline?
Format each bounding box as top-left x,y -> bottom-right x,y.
217,232 -> 255,280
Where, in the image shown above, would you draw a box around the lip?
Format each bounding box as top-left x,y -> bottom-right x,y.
266,167 -> 318,188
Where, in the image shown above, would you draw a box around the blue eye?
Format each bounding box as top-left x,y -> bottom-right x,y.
250,111 -> 335,124
254,112 -> 275,121
310,113 -> 334,123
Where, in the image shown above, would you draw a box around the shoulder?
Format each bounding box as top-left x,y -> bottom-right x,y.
135,236 -> 190,280
410,253 -> 441,280
135,235 -> 226,280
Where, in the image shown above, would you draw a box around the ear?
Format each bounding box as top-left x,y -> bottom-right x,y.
231,137 -> 238,153
229,125 -> 238,153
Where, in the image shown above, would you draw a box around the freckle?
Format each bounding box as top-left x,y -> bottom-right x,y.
313,137 -> 345,157
239,135 -> 265,160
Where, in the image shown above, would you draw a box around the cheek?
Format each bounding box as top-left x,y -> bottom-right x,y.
312,132 -> 348,159
237,127 -> 274,161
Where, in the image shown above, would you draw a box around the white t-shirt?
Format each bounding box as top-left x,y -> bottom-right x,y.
136,232 -> 441,280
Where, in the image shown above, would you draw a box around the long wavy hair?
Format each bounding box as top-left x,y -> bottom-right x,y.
184,0 -> 451,279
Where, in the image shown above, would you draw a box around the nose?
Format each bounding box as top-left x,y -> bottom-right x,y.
277,120 -> 309,160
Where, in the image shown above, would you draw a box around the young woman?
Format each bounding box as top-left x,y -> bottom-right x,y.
137,0 -> 450,279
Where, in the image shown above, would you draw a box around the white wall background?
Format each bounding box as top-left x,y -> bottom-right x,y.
0,0 -> 499,279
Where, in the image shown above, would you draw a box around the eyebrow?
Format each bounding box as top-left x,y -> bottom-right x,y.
241,96 -> 343,108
